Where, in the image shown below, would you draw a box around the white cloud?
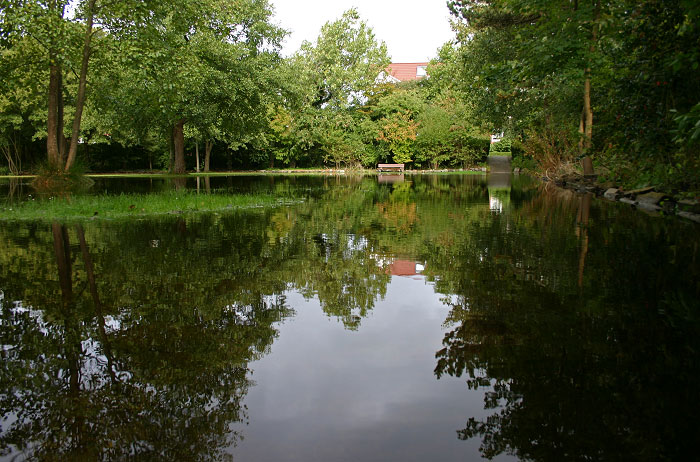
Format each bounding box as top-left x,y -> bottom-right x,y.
270,0 -> 455,62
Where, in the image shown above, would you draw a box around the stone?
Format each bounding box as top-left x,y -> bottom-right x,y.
623,186 -> 654,196
603,188 -> 619,200
678,199 -> 700,213
636,202 -> 662,213
637,192 -> 666,206
677,211 -> 700,224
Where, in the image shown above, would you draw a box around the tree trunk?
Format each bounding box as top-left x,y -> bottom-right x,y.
581,70 -> 594,175
52,222 -> 72,302
76,224 -> 117,383
172,119 -> 186,174
168,125 -> 174,172
195,141 -> 200,173
578,107 -> 585,155
581,0 -> 600,177
576,194 -> 592,289
583,75 -> 593,151
205,140 -> 213,172
46,1 -> 67,170
47,62 -> 61,168
64,0 -> 96,172
58,71 -> 67,164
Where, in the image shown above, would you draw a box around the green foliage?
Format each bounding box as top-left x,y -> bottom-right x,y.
295,8 -> 390,110
416,104 -> 452,168
260,9 -> 390,169
447,0 -> 700,192
489,138 -> 511,155
0,0 -> 285,174
376,110 -> 418,164
673,102 -> 700,147
510,155 -> 537,171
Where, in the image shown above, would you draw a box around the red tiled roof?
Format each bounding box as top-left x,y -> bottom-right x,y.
385,62 -> 429,82
389,260 -> 417,276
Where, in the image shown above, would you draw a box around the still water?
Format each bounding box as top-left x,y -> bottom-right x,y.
0,174 -> 698,461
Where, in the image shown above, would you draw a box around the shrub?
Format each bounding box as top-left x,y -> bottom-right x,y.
521,127 -> 577,175
489,138 -> 512,155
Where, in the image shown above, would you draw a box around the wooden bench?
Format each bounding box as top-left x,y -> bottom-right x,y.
377,163 -> 405,173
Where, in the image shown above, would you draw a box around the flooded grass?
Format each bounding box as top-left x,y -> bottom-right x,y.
0,190 -> 292,221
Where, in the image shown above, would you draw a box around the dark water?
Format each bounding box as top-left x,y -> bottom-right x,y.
0,174 -> 698,461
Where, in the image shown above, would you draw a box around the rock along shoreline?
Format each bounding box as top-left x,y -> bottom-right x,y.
545,174 -> 700,224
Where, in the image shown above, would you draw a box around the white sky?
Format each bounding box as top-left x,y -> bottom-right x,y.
269,0 -> 455,63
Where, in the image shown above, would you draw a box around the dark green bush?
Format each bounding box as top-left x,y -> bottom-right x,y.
489,138 -> 512,155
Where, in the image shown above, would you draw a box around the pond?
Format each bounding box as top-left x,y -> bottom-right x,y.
1,174 -> 699,461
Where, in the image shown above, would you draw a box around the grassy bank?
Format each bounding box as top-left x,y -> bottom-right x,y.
0,190 -> 294,222
0,169 -> 493,182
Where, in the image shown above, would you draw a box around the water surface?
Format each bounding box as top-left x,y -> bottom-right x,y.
1,174 -> 698,461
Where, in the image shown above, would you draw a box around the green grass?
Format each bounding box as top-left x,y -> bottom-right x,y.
0,190 -> 296,222
488,151 -> 513,157
404,169 -> 486,175
0,169 -> 491,180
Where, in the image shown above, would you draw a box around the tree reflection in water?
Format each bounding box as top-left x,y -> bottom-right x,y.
0,217 -> 291,461
0,175 -> 698,461
433,187 -> 700,461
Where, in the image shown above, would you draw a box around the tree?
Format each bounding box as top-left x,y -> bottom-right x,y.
448,0 -> 606,172
1,0 -> 104,172
276,9 -> 389,167
447,0 -> 700,190
296,8 -> 389,110
0,35 -> 46,174
99,0 -> 284,174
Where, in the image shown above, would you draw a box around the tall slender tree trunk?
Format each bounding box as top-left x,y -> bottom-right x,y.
64,0 -> 97,172
46,1 -> 68,170
583,75 -> 593,151
52,222 -> 72,302
576,194 -> 592,289
204,140 -> 213,172
76,224 -> 117,383
172,119 -> 186,174
168,124 -> 175,172
53,223 -> 87,456
57,71 -> 67,164
47,62 -> 62,168
195,141 -> 200,173
578,107 -> 585,154
580,0 -> 600,177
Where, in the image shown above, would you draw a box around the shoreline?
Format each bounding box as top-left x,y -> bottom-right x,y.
3,169 -> 698,224
545,174 -> 700,225
0,167 -> 489,179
